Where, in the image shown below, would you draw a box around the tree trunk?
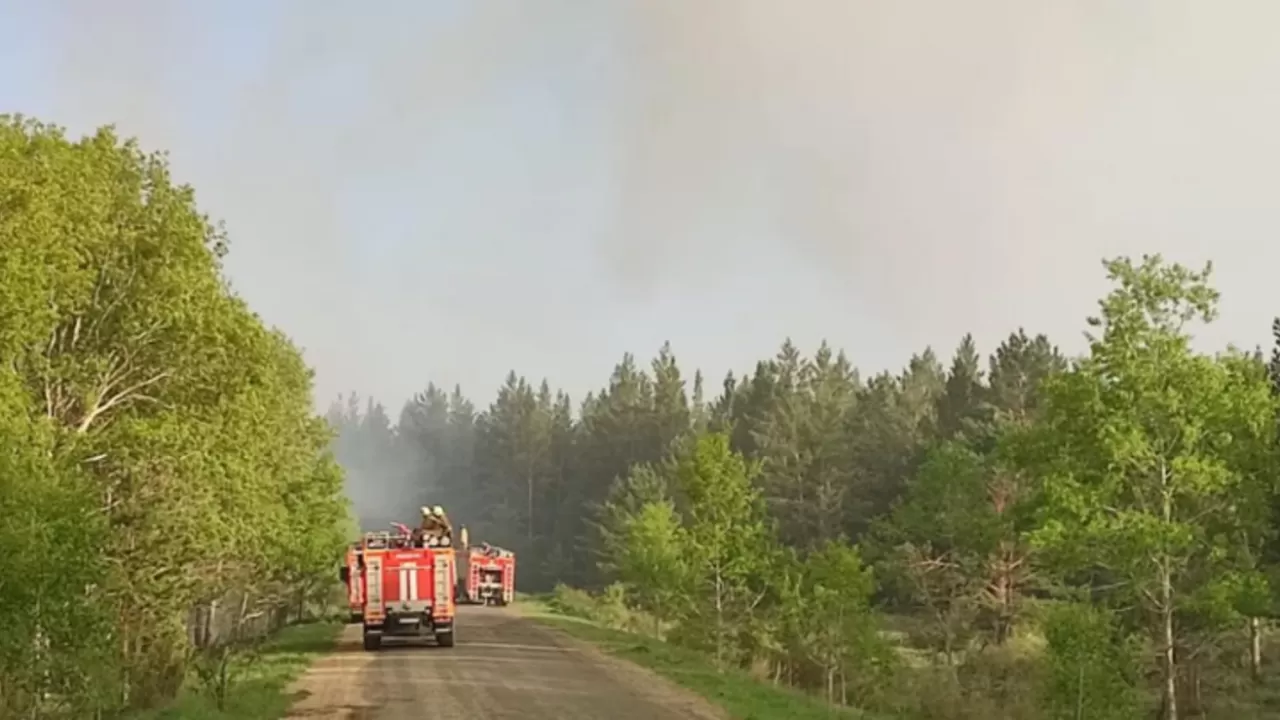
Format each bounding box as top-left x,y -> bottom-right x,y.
1160,462 -> 1178,720
1250,616 -> 1263,683
207,600 -> 218,648
238,593 -> 250,642
1160,570 -> 1178,720
526,466 -> 534,543
713,565 -> 724,670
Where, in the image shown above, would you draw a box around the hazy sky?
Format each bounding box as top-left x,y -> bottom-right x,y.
4,1 -> 1280,413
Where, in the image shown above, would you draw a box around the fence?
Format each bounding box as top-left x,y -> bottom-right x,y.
187,584 -> 345,651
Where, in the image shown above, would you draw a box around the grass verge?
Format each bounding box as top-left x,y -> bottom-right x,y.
130,620 -> 342,720
523,605 -> 867,720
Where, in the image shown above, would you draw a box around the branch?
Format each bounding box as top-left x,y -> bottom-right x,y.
77,371 -> 170,433
84,266 -> 137,342
910,554 -> 960,573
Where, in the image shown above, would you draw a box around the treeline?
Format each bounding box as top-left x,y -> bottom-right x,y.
329,345 -> 696,587
0,118 -> 351,717
336,257 -> 1280,719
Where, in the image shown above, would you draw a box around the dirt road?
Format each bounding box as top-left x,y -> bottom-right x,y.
282,605 -> 726,719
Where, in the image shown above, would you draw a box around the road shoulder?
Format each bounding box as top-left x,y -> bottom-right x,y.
512,606 -> 729,720
517,603 -> 863,720
134,620 -> 343,720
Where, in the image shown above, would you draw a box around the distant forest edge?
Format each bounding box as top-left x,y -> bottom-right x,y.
328,256 -> 1280,718
325,255 -> 1280,594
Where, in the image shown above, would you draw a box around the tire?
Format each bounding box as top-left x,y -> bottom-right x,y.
363,632 -> 382,651
436,628 -> 455,648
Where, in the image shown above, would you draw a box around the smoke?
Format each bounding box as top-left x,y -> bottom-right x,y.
13,0 -> 1280,415
604,0 -> 1280,351
23,0 -> 608,405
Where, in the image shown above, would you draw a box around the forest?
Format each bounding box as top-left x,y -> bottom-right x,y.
3,113 -> 1277,720
0,118 -> 351,717
333,258 -> 1280,719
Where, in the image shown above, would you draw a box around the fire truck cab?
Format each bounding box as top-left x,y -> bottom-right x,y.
355,530 -> 457,650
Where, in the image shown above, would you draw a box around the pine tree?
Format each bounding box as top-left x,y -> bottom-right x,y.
937,333 -> 986,442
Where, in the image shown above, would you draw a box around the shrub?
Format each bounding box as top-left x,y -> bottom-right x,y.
1039,602 -> 1141,720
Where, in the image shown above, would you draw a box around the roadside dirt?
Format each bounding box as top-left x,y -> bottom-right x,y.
282,605 -> 726,719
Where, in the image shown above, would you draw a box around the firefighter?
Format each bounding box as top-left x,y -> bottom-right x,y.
419,505 -> 454,543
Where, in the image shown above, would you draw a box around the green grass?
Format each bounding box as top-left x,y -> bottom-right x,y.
130,620 -> 342,720
516,594 -> 555,617
526,611 -> 869,720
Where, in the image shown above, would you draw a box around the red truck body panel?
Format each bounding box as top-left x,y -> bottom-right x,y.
362,547 -> 455,620
356,532 -> 457,649
345,545 -> 364,618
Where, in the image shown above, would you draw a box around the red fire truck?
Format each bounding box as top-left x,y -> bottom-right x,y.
351,529 -> 457,650
458,542 -> 515,606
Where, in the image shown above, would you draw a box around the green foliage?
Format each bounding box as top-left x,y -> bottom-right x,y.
1039,603 -> 1141,720
884,443 -> 1005,559
794,541 -> 896,706
132,621 -> 341,720
590,430 -> 891,712
544,583 -> 640,631
546,583 -> 600,620
0,375 -> 114,716
670,433 -> 776,668
0,117 -> 348,716
533,616 -> 866,720
602,496 -> 689,635
332,248 -> 1280,718
1013,255 -> 1279,718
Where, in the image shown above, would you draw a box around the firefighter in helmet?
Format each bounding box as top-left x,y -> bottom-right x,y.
419,505 -> 453,544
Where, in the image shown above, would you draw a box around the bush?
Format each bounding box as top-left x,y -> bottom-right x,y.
594,583 -> 632,629
547,584 -> 600,620
1039,602 -> 1141,720
546,582 -> 642,630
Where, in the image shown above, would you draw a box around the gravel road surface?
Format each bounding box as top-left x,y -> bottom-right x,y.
282,605 -> 726,719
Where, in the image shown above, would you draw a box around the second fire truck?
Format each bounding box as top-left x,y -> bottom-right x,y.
458,540 -> 516,606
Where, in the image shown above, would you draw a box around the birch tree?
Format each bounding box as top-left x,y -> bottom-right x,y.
1024,255 -> 1276,720
675,432 -> 773,669
0,116 -> 349,714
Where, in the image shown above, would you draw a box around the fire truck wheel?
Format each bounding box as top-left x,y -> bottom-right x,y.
436,629 -> 455,648
362,632 -> 382,651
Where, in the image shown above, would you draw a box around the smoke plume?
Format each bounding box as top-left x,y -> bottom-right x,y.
12,0 -> 1280,415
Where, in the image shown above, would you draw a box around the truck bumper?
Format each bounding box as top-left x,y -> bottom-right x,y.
362,614 -> 455,650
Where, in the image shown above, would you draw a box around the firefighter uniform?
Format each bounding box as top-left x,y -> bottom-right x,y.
419,505 -> 454,542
